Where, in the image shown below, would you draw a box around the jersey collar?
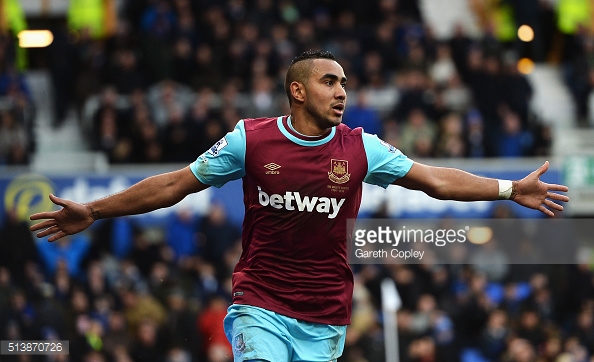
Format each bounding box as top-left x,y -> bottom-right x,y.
277,116 -> 336,146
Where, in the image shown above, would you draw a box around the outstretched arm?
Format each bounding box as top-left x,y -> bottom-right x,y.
393,161 -> 569,216
30,166 -> 208,241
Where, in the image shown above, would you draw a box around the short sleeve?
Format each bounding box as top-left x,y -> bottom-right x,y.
190,120 -> 247,188
362,132 -> 414,188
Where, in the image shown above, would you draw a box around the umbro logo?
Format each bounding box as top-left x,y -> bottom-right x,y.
264,163 -> 281,174
264,163 -> 281,170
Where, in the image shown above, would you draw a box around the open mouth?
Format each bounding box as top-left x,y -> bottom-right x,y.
332,103 -> 345,115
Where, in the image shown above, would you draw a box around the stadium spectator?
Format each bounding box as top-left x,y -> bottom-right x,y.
161,102 -> 196,163
397,107 -> 437,158
84,261 -> 110,304
243,75 -> 285,118
73,33 -> 109,118
342,91 -> 383,136
3,288 -> 37,340
198,294 -> 233,362
197,203 -> 240,279
169,37 -> 195,87
430,42 -> 457,87
128,228 -> 167,278
574,307 -> 594,356
132,117 -> 164,163
466,108 -> 486,158
479,309 -> 510,360
516,308 -> 547,349
88,218 -> 138,261
442,72 -> 472,113
501,58 -> 533,126
119,284 -> 167,337
103,311 -> 133,360
434,111 -> 466,158
392,69 -> 434,123
93,103 -> 133,163
108,48 -> 146,95
161,287 -> 200,357
164,207 -> 199,263
190,44 -> 225,91
496,108 -> 535,157
0,109 -> 29,165
37,234 -> 92,279
130,318 -> 166,362
0,207 -> 39,285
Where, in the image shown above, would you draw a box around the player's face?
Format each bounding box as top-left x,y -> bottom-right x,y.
304,59 -> 347,130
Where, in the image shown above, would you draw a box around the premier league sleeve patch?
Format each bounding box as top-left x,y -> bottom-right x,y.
379,139 -> 397,153
208,137 -> 229,156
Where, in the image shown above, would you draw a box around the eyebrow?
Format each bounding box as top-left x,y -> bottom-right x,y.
321,73 -> 347,83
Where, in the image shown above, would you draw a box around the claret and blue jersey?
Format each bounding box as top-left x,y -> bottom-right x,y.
190,115 -> 413,325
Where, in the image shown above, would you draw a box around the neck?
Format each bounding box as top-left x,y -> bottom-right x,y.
290,113 -> 329,137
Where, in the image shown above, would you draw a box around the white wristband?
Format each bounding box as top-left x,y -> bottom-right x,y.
497,179 -> 514,200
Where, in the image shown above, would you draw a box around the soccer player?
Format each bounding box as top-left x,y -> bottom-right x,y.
30,50 -> 569,362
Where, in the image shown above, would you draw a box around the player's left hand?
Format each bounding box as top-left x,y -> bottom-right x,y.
512,161 -> 569,217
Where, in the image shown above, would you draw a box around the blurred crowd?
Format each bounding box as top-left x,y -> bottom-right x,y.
1,0 -> 594,361
8,0 -> 594,165
75,0 -> 553,163
1,200 -> 594,362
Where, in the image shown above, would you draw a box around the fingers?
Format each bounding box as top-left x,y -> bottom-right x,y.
547,192 -> 569,202
35,225 -> 61,238
30,194 -> 65,221
30,220 -> 57,232
537,196 -> 566,217
543,199 -> 564,211
535,161 -> 550,177
30,213 -> 56,225
34,225 -> 68,242
49,193 -> 67,207
29,211 -> 59,221
538,205 -> 554,217
546,183 -> 569,193
48,231 -> 67,242
29,195 -> 67,222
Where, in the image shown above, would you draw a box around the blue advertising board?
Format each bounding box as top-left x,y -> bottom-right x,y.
0,161 -> 561,231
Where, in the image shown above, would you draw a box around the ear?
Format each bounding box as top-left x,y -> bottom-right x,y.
290,81 -> 305,103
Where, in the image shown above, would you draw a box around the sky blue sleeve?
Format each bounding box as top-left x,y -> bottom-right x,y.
362,132 -> 414,188
190,120 -> 246,188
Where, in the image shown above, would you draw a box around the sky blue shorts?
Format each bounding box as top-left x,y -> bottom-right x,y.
223,304 -> 347,362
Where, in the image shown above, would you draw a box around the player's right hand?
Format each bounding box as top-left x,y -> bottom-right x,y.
30,194 -> 95,242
